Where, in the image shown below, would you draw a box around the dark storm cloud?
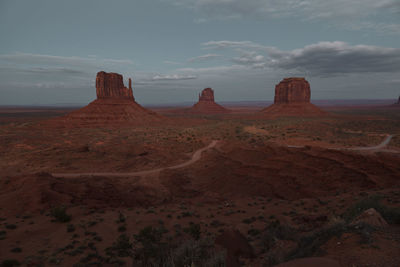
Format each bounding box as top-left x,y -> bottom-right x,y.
203,40 -> 400,76
268,42 -> 400,76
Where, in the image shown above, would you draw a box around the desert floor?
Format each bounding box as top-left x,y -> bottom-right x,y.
0,105 -> 399,266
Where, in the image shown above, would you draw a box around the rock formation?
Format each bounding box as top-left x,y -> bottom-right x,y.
261,77 -> 325,117
188,88 -> 229,114
274,77 -> 310,104
96,71 -> 134,100
198,87 -> 215,102
351,208 -> 388,227
394,96 -> 400,105
53,71 -> 163,126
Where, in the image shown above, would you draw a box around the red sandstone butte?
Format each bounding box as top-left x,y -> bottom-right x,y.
96,71 -> 134,100
274,77 -> 310,104
52,71 -> 163,126
189,88 -> 229,114
261,77 -> 325,117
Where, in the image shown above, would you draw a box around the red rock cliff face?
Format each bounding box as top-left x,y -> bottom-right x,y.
274,77 -> 310,104
96,71 -> 134,100
198,88 -> 215,102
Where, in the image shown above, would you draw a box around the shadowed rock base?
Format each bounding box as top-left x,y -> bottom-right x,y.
60,98 -> 163,126
261,103 -> 326,117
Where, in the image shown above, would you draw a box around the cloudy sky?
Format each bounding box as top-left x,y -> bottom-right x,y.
1,0 -> 399,105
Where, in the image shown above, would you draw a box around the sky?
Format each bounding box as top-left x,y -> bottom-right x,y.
0,0 -> 399,105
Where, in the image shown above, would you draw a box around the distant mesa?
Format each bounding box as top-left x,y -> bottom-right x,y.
261,77 -> 325,117
394,96 -> 400,106
188,88 -> 230,114
54,71 -> 162,126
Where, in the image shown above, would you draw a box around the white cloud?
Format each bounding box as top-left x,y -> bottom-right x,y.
188,53 -> 221,62
151,74 -> 198,81
0,52 -> 133,67
177,64 -> 246,75
163,60 -> 182,65
167,0 -> 400,34
232,51 -> 265,67
203,40 -> 269,50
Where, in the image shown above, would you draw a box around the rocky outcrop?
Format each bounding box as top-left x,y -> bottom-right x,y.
351,208 -> 388,227
51,71 -> 164,126
189,88 -> 229,114
261,77 -> 325,117
274,77 -> 310,104
96,71 -> 134,100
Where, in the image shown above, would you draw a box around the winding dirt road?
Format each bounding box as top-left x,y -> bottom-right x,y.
52,140 -> 219,178
349,135 -> 393,151
243,126 -> 397,153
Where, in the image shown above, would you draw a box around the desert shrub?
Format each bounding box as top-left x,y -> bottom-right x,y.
10,248 -> 21,253
0,230 -> 6,240
67,224 -> 75,232
286,218 -> 346,260
183,223 -> 201,240
131,225 -> 225,267
170,238 -> 225,267
105,234 -> 133,258
1,259 -> 20,267
117,212 -> 126,223
260,220 -> 296,250
118,225 -> 127,232
133,226 -> 170,266
5,224 -> 16,230
51,206 -> 71,223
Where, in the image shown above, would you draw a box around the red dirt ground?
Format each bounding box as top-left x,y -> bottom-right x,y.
0,105 -> 399,266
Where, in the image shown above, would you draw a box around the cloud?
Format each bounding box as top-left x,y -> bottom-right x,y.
163,60 -> 182,65
203,40 -> 269,50
203,40 -> 400,76
0,66 -> 88,75
177,64 -> 246,75
268,41 -> 400,76
188,53 -> 221,62
232,51 -> 265,68
168,0 -> 400,34
0,52 -> 135,92
0,52 -> 133,67
151,74 -> 198,81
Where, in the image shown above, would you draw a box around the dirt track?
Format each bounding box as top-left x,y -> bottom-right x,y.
243,126 -> 397,153
52,140 -> 219,178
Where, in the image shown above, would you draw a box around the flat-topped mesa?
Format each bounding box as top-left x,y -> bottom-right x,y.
198,88 -> 215,102
261,77 -> 325,117
189,87 -> 229,114
96,71 -> 134,100
274,77 -> 310,104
